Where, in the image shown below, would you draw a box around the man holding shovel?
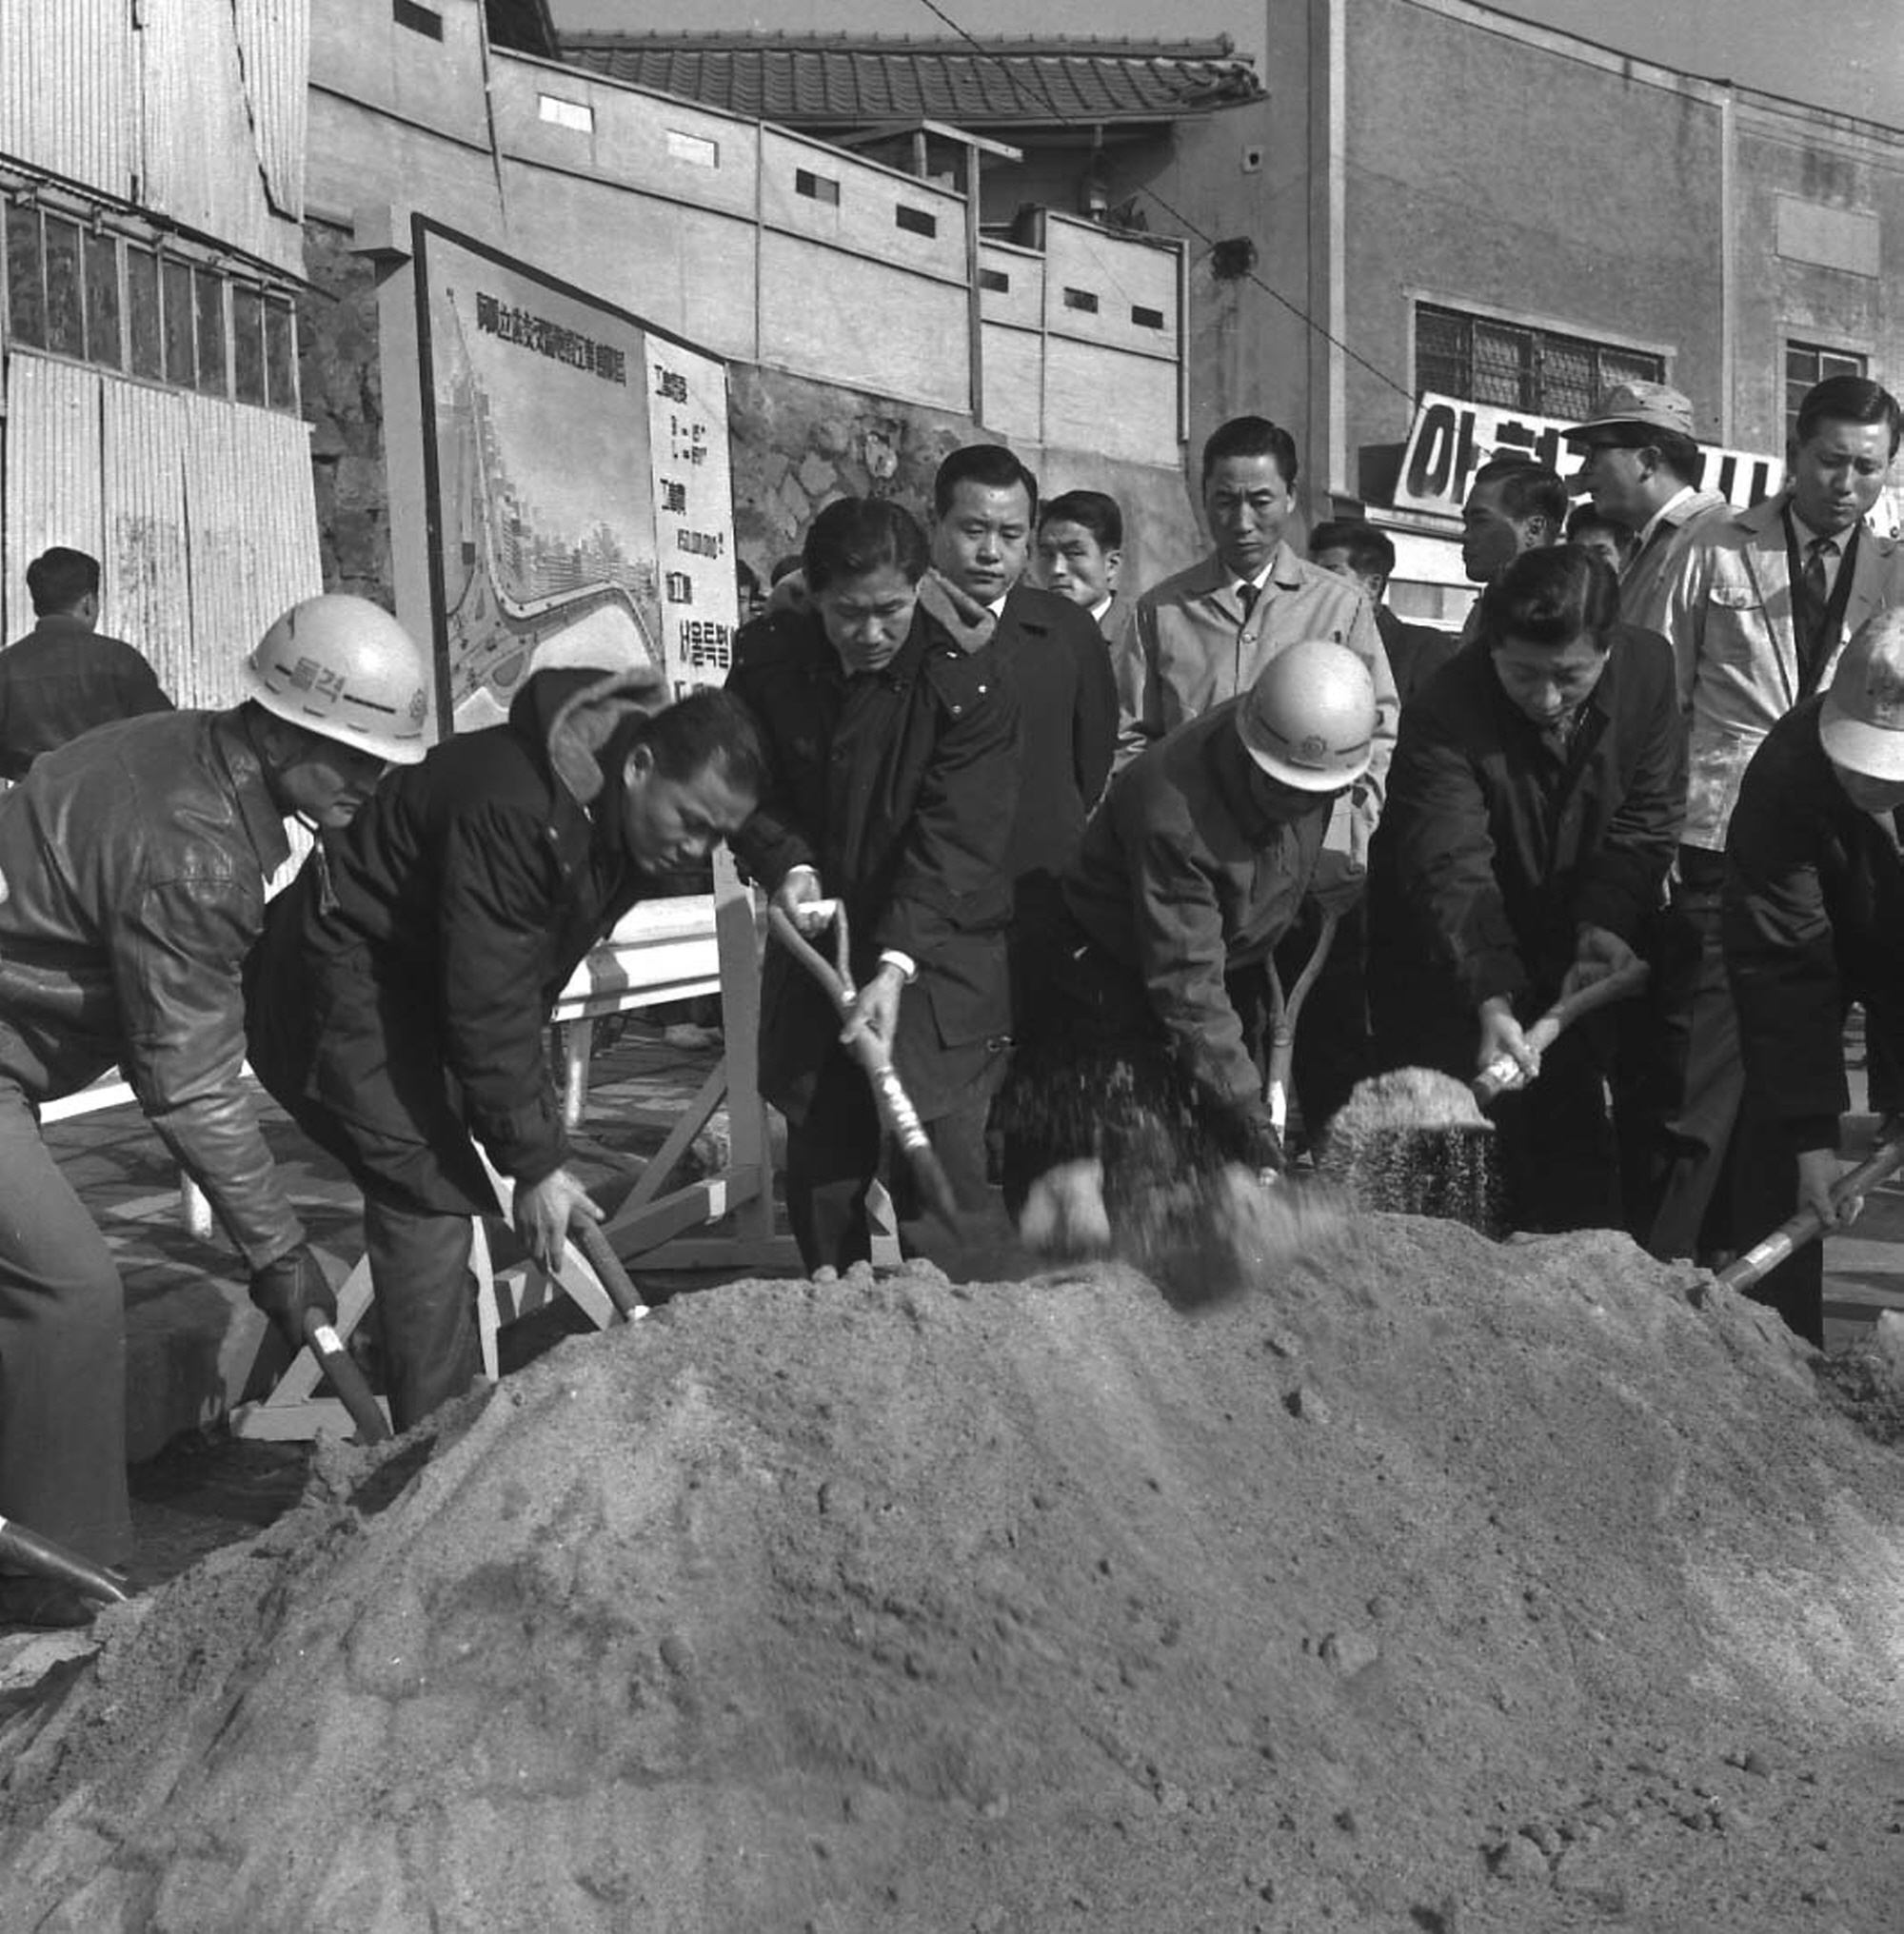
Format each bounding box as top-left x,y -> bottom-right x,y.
247,671 -> 762,1432
726,497 -> 1021,1276
0,595 -> 431,1626
1367,546 -> 1685,1233
1723,608 -> 1904,1346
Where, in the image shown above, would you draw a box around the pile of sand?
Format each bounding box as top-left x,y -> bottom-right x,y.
4,1215 -> 1903,1932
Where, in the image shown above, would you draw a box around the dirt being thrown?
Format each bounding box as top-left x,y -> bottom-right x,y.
3,1220 -> 1901,1933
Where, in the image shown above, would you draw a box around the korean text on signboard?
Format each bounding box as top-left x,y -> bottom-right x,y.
646,351 -> 739,695
1393,391 -> 1783,519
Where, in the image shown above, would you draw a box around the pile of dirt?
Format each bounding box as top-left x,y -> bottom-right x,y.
4,1215 -> 1903,1932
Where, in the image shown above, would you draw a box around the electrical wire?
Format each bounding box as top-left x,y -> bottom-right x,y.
908,0 -> 1418,405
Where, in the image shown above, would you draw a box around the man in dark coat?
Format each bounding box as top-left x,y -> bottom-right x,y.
727,498 -> 1021,1273
1001,640 -> 1378,1226
247,669 -> 763,1430
928,444 -> 1115,1018
0,545 -> 170,780
1723,608 -> 1904,1346
1368,546 -> 1685,1233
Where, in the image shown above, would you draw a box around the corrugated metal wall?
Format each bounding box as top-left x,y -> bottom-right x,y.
234,0 -> 309,221
0,0 -> 136,200
5,352 -> 320,712
2,357 -> 104,648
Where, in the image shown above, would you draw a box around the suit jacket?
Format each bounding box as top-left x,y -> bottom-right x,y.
1113,542 -> 1398,863
726,602 -> 1021,1124
1656,494 -> 1903,851
989,581 -> 1117,911
1617,485 -> 1731,636
1376,604 -> 1458,708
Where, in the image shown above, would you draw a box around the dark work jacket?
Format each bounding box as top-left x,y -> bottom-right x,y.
1377,605 -> 1458,708
991,582 -> 1118,917
0,616 -> 171,780
1368,625 -> 1685,1016
1061,699 -> 1329,1119
1724,698 -> 1904,1155
247,665 -> 665,1214
726,602 -> 1021,1125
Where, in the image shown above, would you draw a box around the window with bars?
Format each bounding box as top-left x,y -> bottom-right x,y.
2,195 -> 300,415
1415,303 -> 1663,420
1784,341 -> 1868,442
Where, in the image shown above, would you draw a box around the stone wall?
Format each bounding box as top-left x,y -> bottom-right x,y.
302,220 -> 393,605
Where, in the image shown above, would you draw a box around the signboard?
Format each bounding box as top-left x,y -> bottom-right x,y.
1393,390 -> 1783,521
413,219 -> 737,729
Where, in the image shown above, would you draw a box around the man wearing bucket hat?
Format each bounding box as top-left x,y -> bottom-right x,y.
1563,381 -> 1730,631
1724,608 -> 1904,1346
0,593 -> 430,1626
999,640 -> 1377,1215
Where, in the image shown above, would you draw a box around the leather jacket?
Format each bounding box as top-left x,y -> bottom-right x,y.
0,707 -> 304,1269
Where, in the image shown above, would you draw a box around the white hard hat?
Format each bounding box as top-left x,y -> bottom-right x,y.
1821,609 -> 1904,781
1236,639 -> 1377,791
244,595 -> 431,764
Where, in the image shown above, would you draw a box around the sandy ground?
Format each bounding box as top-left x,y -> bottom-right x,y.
4,1211 -> 1904,1931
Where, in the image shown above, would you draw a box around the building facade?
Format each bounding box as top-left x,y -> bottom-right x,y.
0,1 -> 321,700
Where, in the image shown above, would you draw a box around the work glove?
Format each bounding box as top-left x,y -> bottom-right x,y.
248,1243 -> 338,1352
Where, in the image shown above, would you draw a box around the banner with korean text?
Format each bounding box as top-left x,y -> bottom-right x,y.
412,219 -> 737,730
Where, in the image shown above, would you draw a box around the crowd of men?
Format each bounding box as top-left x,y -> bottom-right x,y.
2,365 -> 1901,1628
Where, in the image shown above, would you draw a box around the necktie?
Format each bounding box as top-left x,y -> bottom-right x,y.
1804,536 -> 1836,612
1236,582 -> 1259,620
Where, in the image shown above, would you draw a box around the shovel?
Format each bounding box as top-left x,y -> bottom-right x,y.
1713,1129 -> 1904,1294
767,901 -> 961,1226
1263,906 -> 1339,1144
0,1514 -> 131,1608
301,1309 -> 391,1446
1472,957 -> 1651,1105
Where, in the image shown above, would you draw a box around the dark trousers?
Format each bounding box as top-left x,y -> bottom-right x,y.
1271,896 -> 1373,1140
361,1194 -> 486,1432
784,1047 -> 998,1277
1643,853 -> 1745,1263
1725,1103 -> 1824,1348
264,1083 -> 488,1434
0,1076 -> 131,1569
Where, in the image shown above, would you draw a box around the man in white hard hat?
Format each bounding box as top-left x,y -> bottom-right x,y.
1562,380 -> 1730,632
999,639 -> 1378,1224
1723,607 -> 1904,1346
0,593 -> 430,1627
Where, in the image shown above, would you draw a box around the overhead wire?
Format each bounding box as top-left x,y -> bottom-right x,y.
907,0 -> 1418,406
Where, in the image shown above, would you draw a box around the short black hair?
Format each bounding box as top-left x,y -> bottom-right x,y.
768,552 -> 804,586
933,444 -> 1040,523
802,497 -> 930,594
634,687 -> 765,797
1308,519 -> 1395,580
1564,503 -> 1637,558
1469,457 -> 1570,532
27,546 -> 100,617
1040,488 -> 1123,551
1201,415 -> 1299,488
1479,544 -> 1619,650
1795,374 -> 1903,458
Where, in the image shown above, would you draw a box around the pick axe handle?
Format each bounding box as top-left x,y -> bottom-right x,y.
575,1218 -> 647,1323
302,1311 -> 391,1445
0,1514 -> 130,1605
1473,960 -> 1651,1106
1713,1133 -> 1904,1293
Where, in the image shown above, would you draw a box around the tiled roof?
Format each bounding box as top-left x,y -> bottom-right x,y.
558,31 -> 1264,128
